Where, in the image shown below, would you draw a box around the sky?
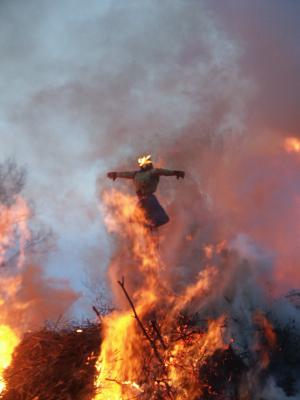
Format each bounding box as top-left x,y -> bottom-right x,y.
1,0 -> 300,319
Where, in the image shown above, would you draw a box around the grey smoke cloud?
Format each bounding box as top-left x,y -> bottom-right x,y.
210,0 -> 300,133
0,0 -> 299,317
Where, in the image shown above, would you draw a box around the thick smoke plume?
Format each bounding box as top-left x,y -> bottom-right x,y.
1,0 -> 299,297
90,1 -> 300,297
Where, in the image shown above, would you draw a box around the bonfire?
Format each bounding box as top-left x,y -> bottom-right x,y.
2,172 -> 300,399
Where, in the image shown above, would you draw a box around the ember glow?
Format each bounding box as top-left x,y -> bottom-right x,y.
253,312 -> 277,370
284,136 -> 300,153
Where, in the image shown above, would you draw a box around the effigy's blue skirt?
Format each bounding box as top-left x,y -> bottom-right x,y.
138,194 -> 169,228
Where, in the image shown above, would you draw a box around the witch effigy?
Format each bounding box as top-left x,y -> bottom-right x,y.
107,155 -> 185,229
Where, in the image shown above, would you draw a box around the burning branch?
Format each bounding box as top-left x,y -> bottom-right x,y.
151,319 -> 167,350
117,277 -> 174,399
117,277 -> 164,365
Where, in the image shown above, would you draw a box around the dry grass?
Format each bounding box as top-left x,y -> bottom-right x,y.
1,322 -> 101,400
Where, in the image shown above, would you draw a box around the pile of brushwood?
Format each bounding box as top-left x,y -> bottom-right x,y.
1,321 -> 101,400
1,312 -> 300,399
183,314 -> 300,399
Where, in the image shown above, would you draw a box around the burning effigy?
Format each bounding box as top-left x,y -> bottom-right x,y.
107,155 -> 185,228
2,166 -> 300,399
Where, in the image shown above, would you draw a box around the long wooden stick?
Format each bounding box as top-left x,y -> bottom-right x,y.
117,277 -> 164,365
117,277 -> 174,399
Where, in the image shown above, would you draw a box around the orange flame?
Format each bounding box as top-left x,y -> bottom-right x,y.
138,154 -> 152,167
166,316 -> 227,399
284,136 -> 300,153
203,244 -> 213,259
101,189 -> 162,292
94,311 -> 143,399
0,325 -> 19,393
203,241 -> 227,260
94,190 -> 227,399
0,196 -> 30,392
253,312 -> 276,369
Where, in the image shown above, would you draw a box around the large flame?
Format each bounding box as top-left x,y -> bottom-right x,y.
94,310 -> 142,399
94,189 -> 283,399
0,325 -> 19,392
94,190 -> 229,399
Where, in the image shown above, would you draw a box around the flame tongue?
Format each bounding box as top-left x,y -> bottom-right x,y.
94,310 -> 143,399
0,325 -> 19,393
0,196 -> 30,393
138,154 -> 152,167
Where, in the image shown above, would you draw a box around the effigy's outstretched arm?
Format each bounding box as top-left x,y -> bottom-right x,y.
153,168 -> 185,179
107,171 -> 136,181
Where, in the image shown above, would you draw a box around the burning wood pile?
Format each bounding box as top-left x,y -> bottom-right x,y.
1,303 -> 300,399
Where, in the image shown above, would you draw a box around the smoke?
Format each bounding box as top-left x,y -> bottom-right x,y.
0,0 -> 299,322
0,264 -> 79,332
209,0 -> 300,133
88,3 -> 300,397
0,159 -> 79,334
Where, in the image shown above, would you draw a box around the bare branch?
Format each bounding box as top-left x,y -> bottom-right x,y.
118,277 -> 163,365
92,306 -> 102,323
151,319 -> 167,350
0,158 -> 26,206
0,229 -> 52,268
